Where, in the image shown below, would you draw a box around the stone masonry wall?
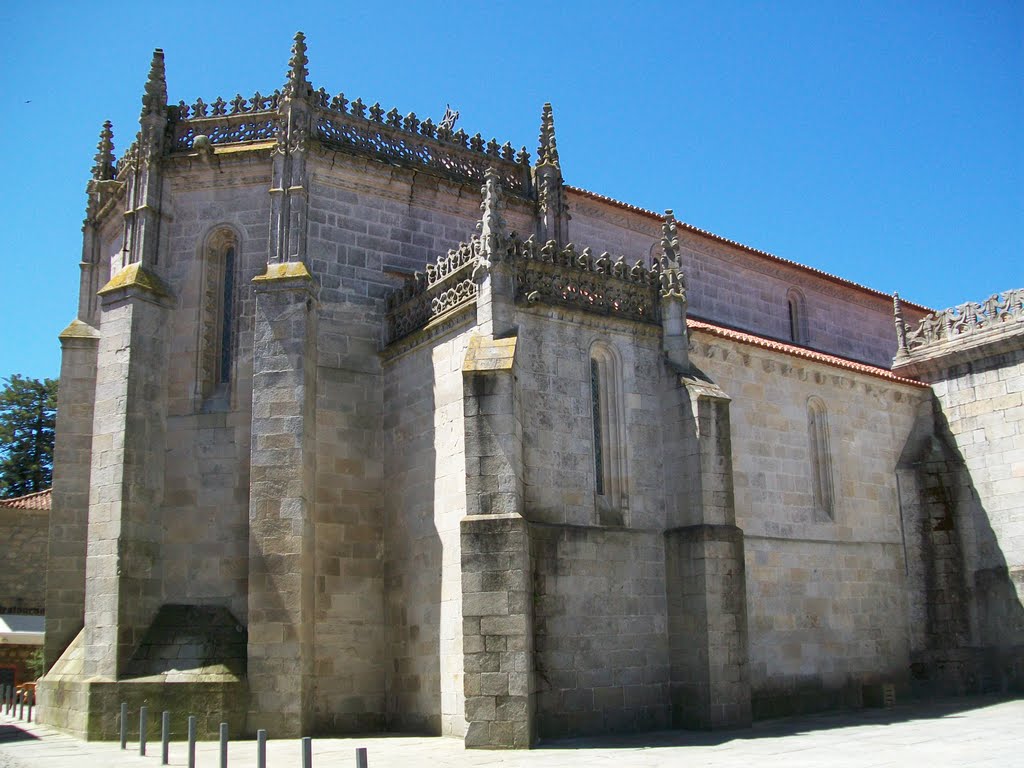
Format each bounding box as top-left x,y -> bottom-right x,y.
160,171 -> 270,624
689,331 -> 928,715
927,346 -> 1024,660
307,157 -> 507,734
381,324 -> 474,736
514,310 -> 665,529
530,525 -> 670,738
0,507 -> 48,612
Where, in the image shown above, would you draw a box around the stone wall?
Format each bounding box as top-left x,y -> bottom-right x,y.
689,330 -> 928,714
514,310 -> 665,529
381,324 -> 474,736
0,507 -> 48,612
530,525 -> 670,738
898,333 -> 1024,693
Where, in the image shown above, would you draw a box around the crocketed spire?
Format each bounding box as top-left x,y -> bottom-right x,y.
91,121 -> 115,181
140,49 -> 167,117
284,31 -> 310,98
537,103 -> 559,167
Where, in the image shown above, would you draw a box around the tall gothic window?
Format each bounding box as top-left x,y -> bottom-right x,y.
787,288 -> 807,344
197,228 -> 238,402
807,396 -> 835,520
590,341 -> 627,525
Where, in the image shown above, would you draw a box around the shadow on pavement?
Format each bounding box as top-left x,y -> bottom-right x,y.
538,694 -> 1022,750
0,725 -> 40,745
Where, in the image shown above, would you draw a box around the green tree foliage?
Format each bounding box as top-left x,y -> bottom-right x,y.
0,375 -> 57,498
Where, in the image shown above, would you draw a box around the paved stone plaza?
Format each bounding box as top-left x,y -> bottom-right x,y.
1,696 -> 1021,767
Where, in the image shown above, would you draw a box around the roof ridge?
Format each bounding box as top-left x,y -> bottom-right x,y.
687,318 -> 928,387
565,185 -> 933,313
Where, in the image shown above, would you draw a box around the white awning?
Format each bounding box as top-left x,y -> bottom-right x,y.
0,615 -> 44,646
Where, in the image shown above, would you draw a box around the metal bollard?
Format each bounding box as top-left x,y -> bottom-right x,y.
219,722 -> 228,768
256,729 -> 267,768
120,702 -> 128,749
161,710 -> 170,765
18,691 -> 24,720
302,736 -> 312,768
356,746 -> 368,768
187,715 -> 197,768
26,689 -> 32,723
140,705 -> 148,756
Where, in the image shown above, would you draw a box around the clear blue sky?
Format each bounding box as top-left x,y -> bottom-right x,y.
0,1 -> 1019,381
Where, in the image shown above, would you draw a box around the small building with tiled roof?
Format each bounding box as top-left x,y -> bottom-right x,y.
0,488 -> 48,689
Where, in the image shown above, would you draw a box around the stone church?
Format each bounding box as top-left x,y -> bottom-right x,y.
38,34 -> 1023,747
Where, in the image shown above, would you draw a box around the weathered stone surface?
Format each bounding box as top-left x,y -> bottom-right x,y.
40,34 -> 1021,750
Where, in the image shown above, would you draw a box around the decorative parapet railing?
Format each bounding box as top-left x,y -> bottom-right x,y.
312,90 -> 530,195
385,238 -> 481,344
385,235 -> 667,345
163,86 -> 531,193
171,91 -> 281,150
514,237 -> 662,324
892,288 -> 1024,373
899,288 -> 1024,355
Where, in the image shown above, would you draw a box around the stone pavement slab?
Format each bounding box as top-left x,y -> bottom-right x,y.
0,697 -> 1020,768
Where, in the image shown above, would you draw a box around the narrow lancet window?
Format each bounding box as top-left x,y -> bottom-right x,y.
589,341 -> 627,524
788,288 -> 806,344
219,246 -> 236,383
807,397 -> 834,519
197,228 -> 238,404
591,358 -> 605,496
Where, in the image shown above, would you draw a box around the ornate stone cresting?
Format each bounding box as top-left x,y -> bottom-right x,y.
166,34 -> 529,193
91,121 -> 116,182
893,288 -> 1024,373
534,103 -> 568,245
899,289 -> 1024,351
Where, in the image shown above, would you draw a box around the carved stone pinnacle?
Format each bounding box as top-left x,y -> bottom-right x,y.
91,121 -> 116,181
537,103 -> 559,168
661,209 -> 680,269
140,49 -> 167,117
285,31 -> 310,98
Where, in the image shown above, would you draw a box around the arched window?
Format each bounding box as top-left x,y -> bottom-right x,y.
590,341 -> 628,525
787,288 -> 807,344
197,228 -> 238,402
807,396 -> 834,520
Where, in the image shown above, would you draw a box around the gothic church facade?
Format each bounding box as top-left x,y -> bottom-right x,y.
38,34 -> 1024,747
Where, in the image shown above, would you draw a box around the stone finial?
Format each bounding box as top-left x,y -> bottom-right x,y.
91,121 -> 115,181
893,292 -> 909,354
140,49 -> 167,117
284,31 -> 310,98
660,209 -> 681,269
537,103 -> 559,167
478,167 -> 508,258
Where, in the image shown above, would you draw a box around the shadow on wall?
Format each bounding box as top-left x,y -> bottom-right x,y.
899,397 -> 1024,697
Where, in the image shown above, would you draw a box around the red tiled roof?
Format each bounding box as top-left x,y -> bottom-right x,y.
0,489 -> 52,511
687,318 -> 929,387
566,185 -> 933,313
